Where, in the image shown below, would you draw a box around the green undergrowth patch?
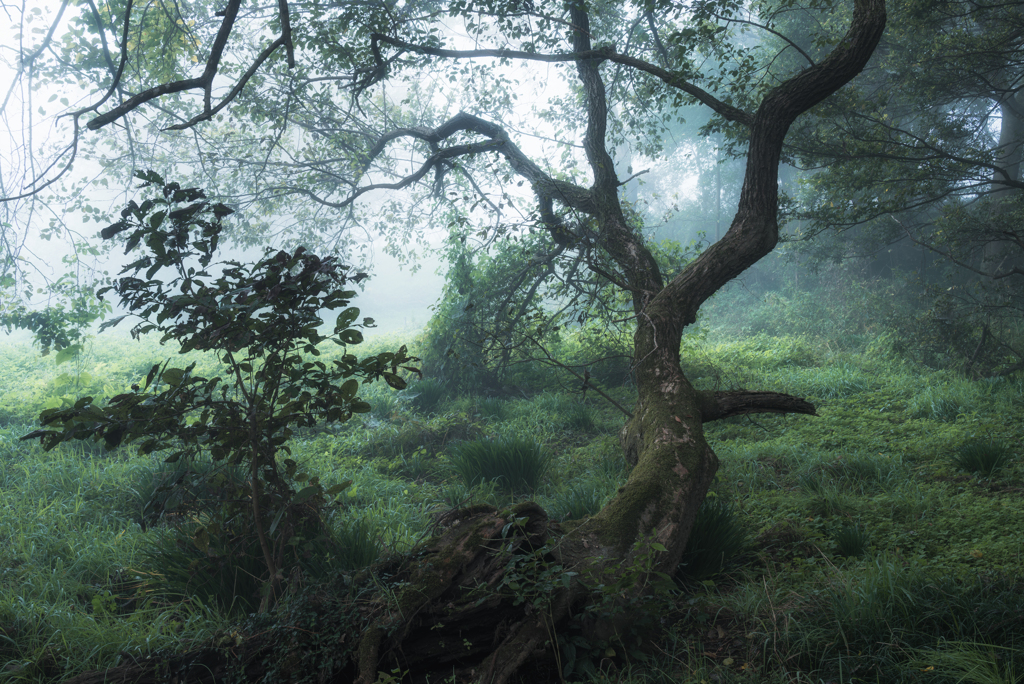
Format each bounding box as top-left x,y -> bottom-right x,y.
2,330 -> 1023,682
0,432 -> 227,681
661,334 -> 1024,684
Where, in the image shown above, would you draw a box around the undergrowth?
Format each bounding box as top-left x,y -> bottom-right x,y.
0,327 -> 1022,682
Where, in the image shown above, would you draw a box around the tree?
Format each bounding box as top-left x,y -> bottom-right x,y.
784,0 -> 1024,373
7,0 -> 886,680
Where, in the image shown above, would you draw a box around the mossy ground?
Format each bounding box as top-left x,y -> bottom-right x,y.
0,327 -> 1021,682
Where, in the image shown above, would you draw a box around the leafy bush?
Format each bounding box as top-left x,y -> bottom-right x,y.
22,173 -> 415,612
676,496 -> 749,582
953,439 -> 1014,476
833,524 -> 869,558
449,435 -> 551,494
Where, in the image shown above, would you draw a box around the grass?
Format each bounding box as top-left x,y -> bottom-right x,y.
550,481 -> 610,521
833,524 -> 870,558
954,439 -> 1015,476
449,434 -> 552,494
409,377 -> 447,413
675,496 -> 750,582
1,327 -> 1022,683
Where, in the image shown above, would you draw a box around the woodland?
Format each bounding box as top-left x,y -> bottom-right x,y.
0,0 -> 1022,681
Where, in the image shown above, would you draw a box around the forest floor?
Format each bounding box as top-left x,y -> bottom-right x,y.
0,327 -> 1021,683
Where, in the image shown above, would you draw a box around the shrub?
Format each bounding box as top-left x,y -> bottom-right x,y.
23,173 -> 414,612
449,435 -> 551,494
953,439 -> 1014,476
833,524 -> 869,558
676,496 -> 749,582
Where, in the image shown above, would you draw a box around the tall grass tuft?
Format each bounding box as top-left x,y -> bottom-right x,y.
676,496 -> 749,582
409,378 -> 447,413
140,516 -> 381,615
368,389 -> 404,421
550,482 -> 607,521
330,515 -> 383,571
909,643 -> 1020,684
139,525 -> 265,616
562,402 -> 600,433
833,524 -> 869,558
954,439 -> 1014,476
449,435 -> 551,494
132,456 -> 249,527
787,563 -> 1024,681
477,397 -> 507,419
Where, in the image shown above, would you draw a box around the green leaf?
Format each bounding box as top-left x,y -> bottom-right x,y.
55,344 -> 83,365
325,480 -> 352,496
161,368 -> 186,386
340,379 -> 359,398
193,527 -> 210,554
339,329 -> 363,345
292,485 -> 320,505
335,307 -> 359,330
268,506 -> 287,536
650,542 -> 668,553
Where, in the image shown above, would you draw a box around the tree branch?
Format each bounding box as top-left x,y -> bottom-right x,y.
656,0 -> 887,326
893,215 -> 1024,280
357,112 -> 596,223
368,33 -> 755,127
697,390 -> 817,422
66,0 -> 133,118
712,13 -> 816,67
87,0 -> 296,131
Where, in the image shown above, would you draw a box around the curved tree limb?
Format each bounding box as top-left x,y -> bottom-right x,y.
697,391 -> 818,422
350,111 -> 597,240
657,0 -> 888,328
